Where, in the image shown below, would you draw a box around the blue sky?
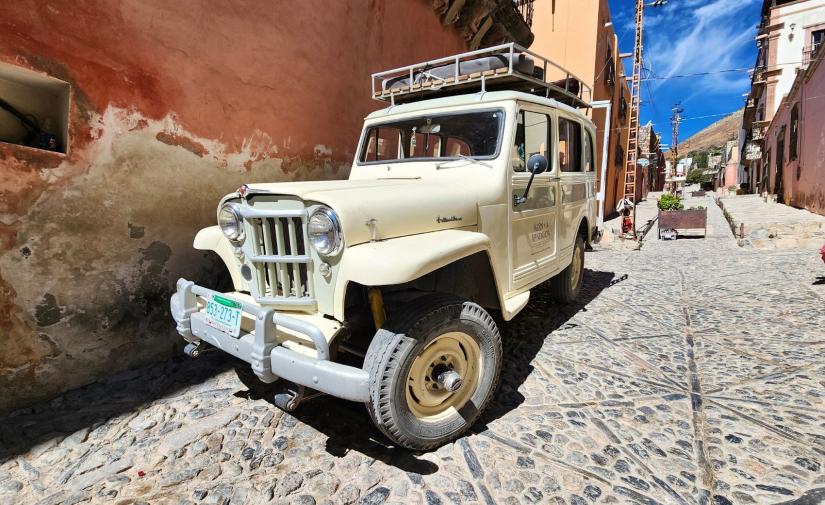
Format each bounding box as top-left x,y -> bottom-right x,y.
607,0 -> 763,146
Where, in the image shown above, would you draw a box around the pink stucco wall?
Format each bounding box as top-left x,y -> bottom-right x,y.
723,162 -> 738,188
765,52 -> 825,215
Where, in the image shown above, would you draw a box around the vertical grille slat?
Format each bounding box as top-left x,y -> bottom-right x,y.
260,218 -> 278,296
273,218 -> 290,297
248,218 -> 267,295
287,218 -> 303,298
245,209 -> 313,306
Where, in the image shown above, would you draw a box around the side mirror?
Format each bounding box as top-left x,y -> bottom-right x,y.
514,154 -> 549,206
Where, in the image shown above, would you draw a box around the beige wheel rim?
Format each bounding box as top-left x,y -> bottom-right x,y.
570,242 -> 583,291
405,331 -> 482,421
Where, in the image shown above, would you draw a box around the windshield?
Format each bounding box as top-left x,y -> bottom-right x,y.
358,109 -> 503,164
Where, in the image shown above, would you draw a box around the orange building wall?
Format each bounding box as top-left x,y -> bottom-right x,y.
530,0 -> 631,217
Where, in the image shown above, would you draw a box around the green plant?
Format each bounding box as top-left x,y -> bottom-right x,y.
658,193 -> 684,211
686,168 -> 709,184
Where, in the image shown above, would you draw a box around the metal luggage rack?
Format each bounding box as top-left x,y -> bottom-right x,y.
371,43 -> 592,109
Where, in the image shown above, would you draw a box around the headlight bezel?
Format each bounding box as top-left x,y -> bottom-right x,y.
308,206 -> 343,257
218,202 -> 245,245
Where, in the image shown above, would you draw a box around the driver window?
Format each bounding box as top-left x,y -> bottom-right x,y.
559,117 -> 582,172
513,110 -> 550,173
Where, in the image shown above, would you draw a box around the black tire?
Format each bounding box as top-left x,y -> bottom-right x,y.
363,294 -> 502,450
551,233 -> 585,303
233,362 -> 275,399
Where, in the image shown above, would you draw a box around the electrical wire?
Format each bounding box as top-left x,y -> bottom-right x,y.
641,61 -> 810,81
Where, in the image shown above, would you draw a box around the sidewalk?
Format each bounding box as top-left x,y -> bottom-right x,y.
599,192 -> 662,250
718,194 -> 825,249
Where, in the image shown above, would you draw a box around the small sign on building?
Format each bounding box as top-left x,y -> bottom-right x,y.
745,142 -> 762,161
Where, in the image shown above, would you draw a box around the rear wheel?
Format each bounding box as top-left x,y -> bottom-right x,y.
551,233 -> 585,303
363,295 -> 502,450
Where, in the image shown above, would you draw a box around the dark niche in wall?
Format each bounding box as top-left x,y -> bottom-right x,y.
0,62 -> 70,154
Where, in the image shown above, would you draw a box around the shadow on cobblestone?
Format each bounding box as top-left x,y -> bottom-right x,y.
0,352 -> 234,462
481,268 -> 616,423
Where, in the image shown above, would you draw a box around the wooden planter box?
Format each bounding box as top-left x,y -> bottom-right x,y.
658,208 -> 707,238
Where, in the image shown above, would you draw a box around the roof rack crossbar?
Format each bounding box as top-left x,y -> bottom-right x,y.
370,43 -> 592,109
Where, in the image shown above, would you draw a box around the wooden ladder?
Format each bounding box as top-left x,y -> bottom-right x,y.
622,0 -> 645,234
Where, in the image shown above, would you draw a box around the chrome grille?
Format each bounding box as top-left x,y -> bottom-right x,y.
243,208 -> 315,306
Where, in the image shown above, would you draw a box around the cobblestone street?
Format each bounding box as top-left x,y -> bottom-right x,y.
1,198 -> 824,505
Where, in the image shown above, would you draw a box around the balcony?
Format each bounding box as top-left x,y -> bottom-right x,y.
752,65 -> 767,85
752,125 -> 766,141
803,43 -> 822,66
513,0 -> 535,27
434,0 -> 534,49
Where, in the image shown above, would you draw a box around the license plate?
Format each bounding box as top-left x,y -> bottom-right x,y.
204,295 -> 243,337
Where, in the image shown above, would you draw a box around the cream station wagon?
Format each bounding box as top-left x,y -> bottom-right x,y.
171,44 -> 599,449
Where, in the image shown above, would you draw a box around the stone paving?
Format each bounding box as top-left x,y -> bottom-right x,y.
2,200 -> 825,505
717,195 -> 825,250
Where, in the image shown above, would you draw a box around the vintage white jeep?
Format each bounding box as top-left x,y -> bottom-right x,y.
171,44 -> 599,449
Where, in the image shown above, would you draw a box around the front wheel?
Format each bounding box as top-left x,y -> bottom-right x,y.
551,233 -> 585,303
363,295 -> 502,450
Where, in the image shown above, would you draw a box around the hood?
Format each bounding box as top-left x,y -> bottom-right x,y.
244,179 -> 478,246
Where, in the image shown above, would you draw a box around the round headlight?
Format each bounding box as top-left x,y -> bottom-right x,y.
308,206 -> 342,256
218,202 -> 245,244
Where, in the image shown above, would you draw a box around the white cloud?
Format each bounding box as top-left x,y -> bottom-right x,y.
637,0 -> 760,96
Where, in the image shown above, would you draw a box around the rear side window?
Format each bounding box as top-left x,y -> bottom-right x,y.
559,117 -> 582,172
583,128 -> 594,172
512,110 -> 551,172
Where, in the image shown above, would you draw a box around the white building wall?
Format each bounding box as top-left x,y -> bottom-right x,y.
772,0 -> 825,113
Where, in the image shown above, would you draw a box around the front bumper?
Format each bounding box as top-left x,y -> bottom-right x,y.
170,278 -> 369,402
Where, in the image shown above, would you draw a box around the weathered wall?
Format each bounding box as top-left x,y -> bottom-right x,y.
0,0 -> 467,411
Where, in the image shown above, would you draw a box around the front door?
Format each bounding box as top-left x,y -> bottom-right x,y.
510,107 -> 559,291
775,127 -> 785,202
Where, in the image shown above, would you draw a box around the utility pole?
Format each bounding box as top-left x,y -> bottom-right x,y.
670,103 -> 683,191
620,0 -> 666,239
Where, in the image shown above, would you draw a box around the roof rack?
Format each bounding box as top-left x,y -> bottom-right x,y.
371,43 -> 592,109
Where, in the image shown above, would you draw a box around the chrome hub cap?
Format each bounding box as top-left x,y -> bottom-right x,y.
406,331 -> 481,421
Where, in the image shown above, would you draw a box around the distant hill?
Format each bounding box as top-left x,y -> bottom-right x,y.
673,108 -> 743,155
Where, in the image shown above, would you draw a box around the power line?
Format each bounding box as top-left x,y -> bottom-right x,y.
641,61 -> 809,81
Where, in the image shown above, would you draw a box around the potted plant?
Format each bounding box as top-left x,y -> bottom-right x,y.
658,193 -> 707,239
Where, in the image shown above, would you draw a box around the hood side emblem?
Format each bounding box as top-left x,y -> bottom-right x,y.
437,215 -> 463,224
366,219 -> 378,242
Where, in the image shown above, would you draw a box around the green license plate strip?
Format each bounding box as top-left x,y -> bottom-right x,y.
204,296 -> 243,337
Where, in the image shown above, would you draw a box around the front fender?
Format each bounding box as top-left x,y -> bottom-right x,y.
193,226 -> 250,292
333,229 -> 490,320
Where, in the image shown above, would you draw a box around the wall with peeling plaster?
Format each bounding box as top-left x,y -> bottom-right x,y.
0,0 -> 467,411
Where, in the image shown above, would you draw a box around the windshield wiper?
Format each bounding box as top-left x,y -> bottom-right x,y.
436,154 -> 492,169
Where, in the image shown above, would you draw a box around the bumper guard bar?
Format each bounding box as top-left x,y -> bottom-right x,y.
170,278 -> 369,402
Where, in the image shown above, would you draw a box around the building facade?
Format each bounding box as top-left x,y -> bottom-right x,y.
0,0 -> 532,411
530,0 -> 632,218
763,46 -> 825,214
741,0 -> 825,192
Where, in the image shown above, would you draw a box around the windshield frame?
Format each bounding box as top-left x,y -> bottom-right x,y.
355,107 -> 506,166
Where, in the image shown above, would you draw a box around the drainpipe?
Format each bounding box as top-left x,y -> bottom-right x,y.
591,100 -> 613,230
